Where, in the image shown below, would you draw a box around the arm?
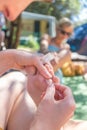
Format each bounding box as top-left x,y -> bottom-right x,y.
0,50 -> 15,75
0,49 -> 52,78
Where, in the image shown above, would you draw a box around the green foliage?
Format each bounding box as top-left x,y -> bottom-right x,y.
64,76 -> 87,120
19,35 -> 40,51
25,0 -> 81,20
26,35 -> 40,50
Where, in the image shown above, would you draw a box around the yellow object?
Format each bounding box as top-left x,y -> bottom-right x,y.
74,64 -> 85,75
62,62 -> 75,77
62,62 -> 85,77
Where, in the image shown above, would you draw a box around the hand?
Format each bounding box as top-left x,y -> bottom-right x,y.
27,70 -> 59,106
30,84 -> 76,130
12,50 -> 53,79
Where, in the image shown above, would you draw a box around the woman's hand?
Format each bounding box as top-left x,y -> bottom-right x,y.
27,69 -> 59,106
15,51 -> 54,78
0,49 -> 53,78
30,84 -> 76,130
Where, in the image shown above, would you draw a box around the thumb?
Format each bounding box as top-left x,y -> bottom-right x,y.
43,83 -> 55,100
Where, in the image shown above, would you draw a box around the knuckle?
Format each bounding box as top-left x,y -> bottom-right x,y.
67,99 -> 76,112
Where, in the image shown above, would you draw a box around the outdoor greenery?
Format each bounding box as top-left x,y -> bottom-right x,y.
64,76 -> 87,120
25,35 -> 40,50
26,0 -> 81,20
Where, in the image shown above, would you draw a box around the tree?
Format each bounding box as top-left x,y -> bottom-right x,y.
5,15 -> 22,49
25,0 -> 81,20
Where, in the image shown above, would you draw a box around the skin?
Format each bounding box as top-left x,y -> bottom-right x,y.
27,71 -> 59,105
0,50 -> 53,79
30,84 -> 75,130
0,71 -> 86,130
26,70 -> 87,130
0,0 -> 53,21
0,1 -> 86,130
0,71 -> 75,130
0,0 -> 32,21
27,70 -> 75,130
0,72 -> 36,130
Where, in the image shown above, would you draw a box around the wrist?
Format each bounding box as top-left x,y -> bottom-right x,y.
30,118 -> 50,130
2,49 -> 15,67
11,50 -> 32,68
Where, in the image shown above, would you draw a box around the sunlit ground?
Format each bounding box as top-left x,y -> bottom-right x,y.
63,76 -> 87,120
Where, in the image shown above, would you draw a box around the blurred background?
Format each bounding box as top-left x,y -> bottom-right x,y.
0,0 -> 87,121
1,0 -> 87,52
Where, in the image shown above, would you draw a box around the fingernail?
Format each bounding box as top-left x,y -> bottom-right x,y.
46,79 -> 52,86
46,72 -> 52,78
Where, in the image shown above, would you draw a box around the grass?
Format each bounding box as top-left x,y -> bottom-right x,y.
63,76 -> 87,120
17,45 -> 36,52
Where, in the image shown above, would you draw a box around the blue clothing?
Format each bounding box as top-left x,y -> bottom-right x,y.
48,45 -> 60,52
48,45 -> 63,83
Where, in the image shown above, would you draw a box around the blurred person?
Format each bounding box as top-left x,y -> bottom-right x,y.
39,34 -> 51,54
40,17 -> 73,82
48,17 -> 73,50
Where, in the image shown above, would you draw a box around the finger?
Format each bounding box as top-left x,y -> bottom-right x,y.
25,61 -> 53,78
55,84 -> 74,103
41,91 -> 45,99
54,89 -> 64,100
55,84 -> 69,94
56,85 -> 74,100
45,63 -> 54,76
43,83 -> 55,100
52,76 -> 60,83
42,53 -> 55,64
36,53 -> 54,78
35,61 -> 52,79
55,84 -> 76,112
54,84 -> 70,100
